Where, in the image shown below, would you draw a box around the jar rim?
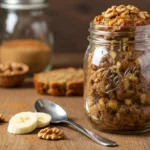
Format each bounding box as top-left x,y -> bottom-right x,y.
88,21 -> 150,45
89,21 -> 150,33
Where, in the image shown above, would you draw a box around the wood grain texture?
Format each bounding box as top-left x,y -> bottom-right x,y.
0,79 -> 150,150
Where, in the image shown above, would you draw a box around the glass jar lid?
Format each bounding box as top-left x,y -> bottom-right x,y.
0,0 -> 49,10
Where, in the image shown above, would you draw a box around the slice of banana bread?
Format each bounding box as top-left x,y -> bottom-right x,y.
34,68 -> 83,96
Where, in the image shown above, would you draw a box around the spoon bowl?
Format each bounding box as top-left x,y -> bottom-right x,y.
34,99 -> 117,147
35,99 -> 67,123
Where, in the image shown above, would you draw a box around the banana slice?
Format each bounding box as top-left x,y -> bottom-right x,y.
8,112 -> 37,134
36,112 -> 51,128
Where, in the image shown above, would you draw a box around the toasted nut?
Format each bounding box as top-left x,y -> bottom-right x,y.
93,5 -> 150,27
105,8 -> 118,18
127,5 -> 139,14
109,51 -> 117,60
0,64 -> 10,72
3,70 -> 11,75
0,62 -> 26,76
139,12 -> 146,19
140,94 -> 146,104
128,74 -> 137,80
122,37 -> 129,42
116,61 -> 121,75
111,6 -> 117,10
116,113 -> 120,120
125,99 -> 132,106
139,11 -> 149,19
120,12 -> 128,19
102,12 -> 105,16
38,127 -> 64,140
94,15 -> 103,24
109,19 -> 117,26
117,19 -> 124,26
116,5 -> 127,14
118,106 -> 127,115
108,91 -> 116,99
94,78 -> 99,83
123,79 -> 130,90
0,114 -> 5,122
121,10 -> 129,16
98,98 -> 106,111
106,100 -> 118,112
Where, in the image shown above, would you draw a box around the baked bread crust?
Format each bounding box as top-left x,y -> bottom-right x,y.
34,68 -> 83,96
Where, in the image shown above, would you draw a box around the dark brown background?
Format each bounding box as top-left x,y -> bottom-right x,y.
0,1 -> 149,67
49,0 -> 150,67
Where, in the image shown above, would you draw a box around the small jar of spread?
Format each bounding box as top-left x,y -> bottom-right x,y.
84,5 -> 150,134
0,0 -> 54,74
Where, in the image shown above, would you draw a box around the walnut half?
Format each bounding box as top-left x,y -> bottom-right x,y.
38,127 -> 64,140
0,114 -> 5,122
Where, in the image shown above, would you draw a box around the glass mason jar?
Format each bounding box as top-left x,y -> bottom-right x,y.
0,0 -> 54,74
84,22 -> 150,134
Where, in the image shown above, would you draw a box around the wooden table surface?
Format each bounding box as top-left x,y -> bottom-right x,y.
0,79 -> 150,150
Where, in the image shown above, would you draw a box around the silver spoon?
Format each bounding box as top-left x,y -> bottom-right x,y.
34,99 -> 117,147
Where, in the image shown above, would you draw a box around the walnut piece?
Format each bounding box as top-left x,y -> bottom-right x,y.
38,127 -> 64,140
0,62 -> 24,75
139,11 -> 149,19
94,5 -> 150,28
105,8 -> 118,18
0,114 -> 5,122
126,5 -> 140,14
116,5 -> 127,14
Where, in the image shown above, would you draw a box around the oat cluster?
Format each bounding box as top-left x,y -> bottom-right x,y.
38,127 -> 64,140
94,5 -> 150,27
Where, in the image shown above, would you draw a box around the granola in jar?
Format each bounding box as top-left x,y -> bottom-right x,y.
84,5 -> 150,133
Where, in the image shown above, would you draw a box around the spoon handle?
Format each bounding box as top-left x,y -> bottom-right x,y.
61,120 -> 117,147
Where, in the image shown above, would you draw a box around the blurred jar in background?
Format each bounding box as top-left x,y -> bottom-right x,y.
0,0 -> 54,74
